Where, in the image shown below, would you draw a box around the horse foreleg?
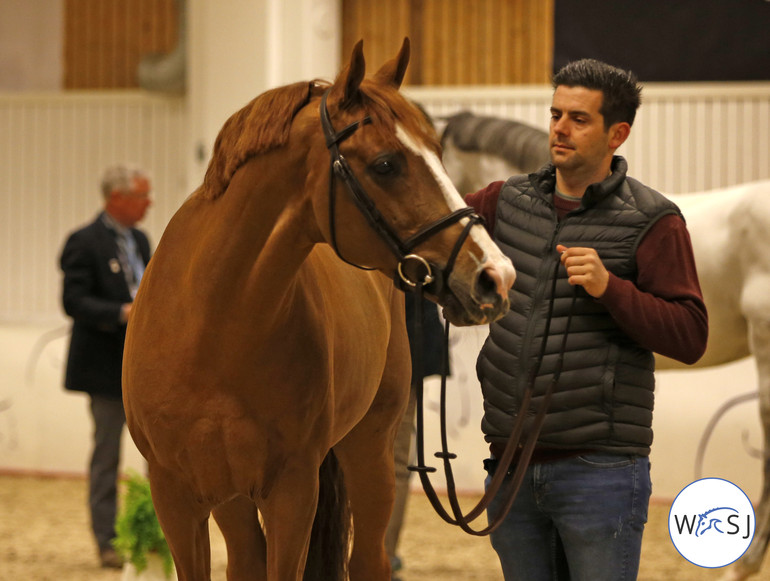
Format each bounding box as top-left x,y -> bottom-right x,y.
722,313 -> 770,581
147,461 -> 212,581
332,297 -> 411,581
334,348 -> 409,581
334,423 -> 397,581
211,495 -> 267,581
258,460 -> 320,580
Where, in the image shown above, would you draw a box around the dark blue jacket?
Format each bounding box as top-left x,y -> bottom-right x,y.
60,213 -> 151,398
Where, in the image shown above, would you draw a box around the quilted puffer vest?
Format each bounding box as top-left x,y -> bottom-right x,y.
477,157 -> 681,456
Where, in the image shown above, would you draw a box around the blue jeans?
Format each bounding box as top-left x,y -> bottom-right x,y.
485,453 -> 651,581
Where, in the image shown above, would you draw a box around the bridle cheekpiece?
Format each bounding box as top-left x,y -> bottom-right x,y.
319,89 -> 482,298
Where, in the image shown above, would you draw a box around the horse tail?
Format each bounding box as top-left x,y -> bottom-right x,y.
303,449 -> 350,581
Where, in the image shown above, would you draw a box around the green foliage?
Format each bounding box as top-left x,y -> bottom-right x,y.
112,471 -> 174,578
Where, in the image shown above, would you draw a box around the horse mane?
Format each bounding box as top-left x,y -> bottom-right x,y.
200,80 -> 328,200
441,111 -> 550,173
199,76 -> 439,201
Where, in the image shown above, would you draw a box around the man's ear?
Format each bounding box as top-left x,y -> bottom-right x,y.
608,122 -> 631,150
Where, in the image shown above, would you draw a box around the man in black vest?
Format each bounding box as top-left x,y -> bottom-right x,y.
60,165 -> 152,568
466,60 -> 708,580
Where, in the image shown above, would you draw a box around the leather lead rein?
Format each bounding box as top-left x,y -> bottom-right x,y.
409,256 -> 576,536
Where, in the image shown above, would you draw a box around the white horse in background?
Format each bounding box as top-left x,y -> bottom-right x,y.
438,111 -> 551,194
440,111 -> 770,580
664,181 -> 770,581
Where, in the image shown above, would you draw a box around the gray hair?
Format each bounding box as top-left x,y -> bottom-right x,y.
100,165 -> 149,199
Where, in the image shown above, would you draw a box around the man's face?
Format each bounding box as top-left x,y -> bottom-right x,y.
549,86 -> 612,175
113,177 -> 152,226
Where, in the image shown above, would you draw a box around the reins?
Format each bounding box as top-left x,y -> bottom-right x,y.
408,256 -> 577,535
320,90 -> 482,294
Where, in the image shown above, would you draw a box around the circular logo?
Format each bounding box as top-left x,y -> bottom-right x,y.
668,477 -> 755,568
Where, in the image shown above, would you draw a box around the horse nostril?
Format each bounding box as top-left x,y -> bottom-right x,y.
475,267 -> 501,308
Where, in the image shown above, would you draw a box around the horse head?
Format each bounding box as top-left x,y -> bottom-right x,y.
695,507 -> 738,537
307,38 -> 515,326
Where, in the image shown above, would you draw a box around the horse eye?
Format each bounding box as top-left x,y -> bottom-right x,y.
370,154 -> 401,177
372,160 -> 395,175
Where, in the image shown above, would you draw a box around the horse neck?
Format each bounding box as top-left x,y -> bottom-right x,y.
191,152 -> 320,311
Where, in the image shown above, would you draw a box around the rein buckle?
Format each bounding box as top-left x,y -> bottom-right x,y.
397,254 -> 435,287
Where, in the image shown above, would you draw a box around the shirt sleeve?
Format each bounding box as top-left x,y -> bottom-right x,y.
464,181 -> 504,235
599,214 -> 708,364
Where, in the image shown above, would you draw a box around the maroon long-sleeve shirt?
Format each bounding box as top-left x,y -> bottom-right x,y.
465,180 -> 708,364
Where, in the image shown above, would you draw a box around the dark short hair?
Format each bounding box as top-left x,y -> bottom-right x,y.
552,59 -> 642,129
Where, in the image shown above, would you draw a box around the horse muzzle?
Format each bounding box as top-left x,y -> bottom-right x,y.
398,254 -> 514,326
446,261 -> 514,326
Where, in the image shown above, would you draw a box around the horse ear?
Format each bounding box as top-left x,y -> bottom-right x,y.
336,40 -> 366,110
373,37 -> 410,89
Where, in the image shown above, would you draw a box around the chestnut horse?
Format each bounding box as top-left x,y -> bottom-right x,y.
122,39 -> 515,581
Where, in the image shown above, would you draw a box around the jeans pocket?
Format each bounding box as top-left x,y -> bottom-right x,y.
576,452 -> 634,469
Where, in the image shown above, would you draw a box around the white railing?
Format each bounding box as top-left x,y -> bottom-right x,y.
0,92 -> 187,322
408,82 -> 770,194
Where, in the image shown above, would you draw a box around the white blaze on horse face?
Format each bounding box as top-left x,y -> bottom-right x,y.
395,124 -> 516,292
396,124 -> 468,213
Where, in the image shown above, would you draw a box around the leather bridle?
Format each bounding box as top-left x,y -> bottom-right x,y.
320,90 -> 482,298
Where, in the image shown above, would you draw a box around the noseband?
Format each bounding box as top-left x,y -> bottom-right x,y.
320,90 -> 482,297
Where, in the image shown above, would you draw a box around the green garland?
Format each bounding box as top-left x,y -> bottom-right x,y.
113,471 -> 174,578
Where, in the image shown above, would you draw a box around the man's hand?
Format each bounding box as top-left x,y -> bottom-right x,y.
120,303 -> 133,324
556,244 -> 609,298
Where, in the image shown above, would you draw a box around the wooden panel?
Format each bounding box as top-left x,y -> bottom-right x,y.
342,0 -> 553,86
341,0 -> 414,84
64,0 -> 178,89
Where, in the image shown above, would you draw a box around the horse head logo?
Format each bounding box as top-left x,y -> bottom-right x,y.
695,507 -> 739,537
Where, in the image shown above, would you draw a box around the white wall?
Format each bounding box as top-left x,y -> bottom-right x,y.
186,0 -> 341,189
1,322 -> 764,502
0,93 -> 188,321
186,0 -> 269,188
0,323 -> 146,475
